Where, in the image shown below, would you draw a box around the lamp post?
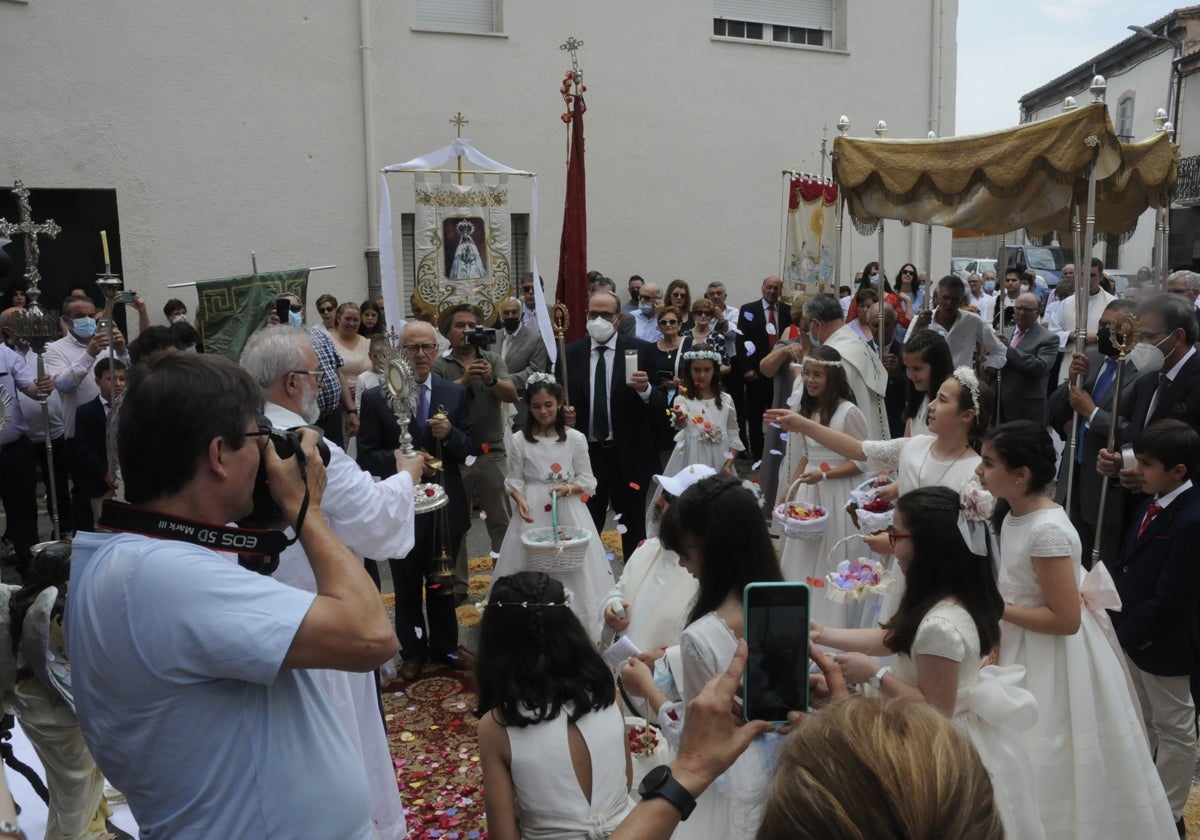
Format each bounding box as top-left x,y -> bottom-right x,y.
1127,23 -> 1184,131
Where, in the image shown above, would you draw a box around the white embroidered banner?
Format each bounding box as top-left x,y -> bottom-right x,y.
783,176 -> 838,294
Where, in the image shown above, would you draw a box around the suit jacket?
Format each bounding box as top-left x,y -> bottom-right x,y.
1119,350 -> 1200,444
735,300 -> 792,376
1050,349 -> 1135,526
499,326 -> 551,429
564,334 -> 661,485
998,322 -> 1059,425
69,396 -> 109,498
356,376 -> 474,538
1109,486 -> 1200,676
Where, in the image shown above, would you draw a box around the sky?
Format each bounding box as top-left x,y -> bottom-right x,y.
956,0 -> 1182,136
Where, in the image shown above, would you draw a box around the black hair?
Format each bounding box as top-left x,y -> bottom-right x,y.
937,274 -> 966,295
522,378 -> 568,442
901,330 -> 953,425
163,297 -> 187,318
119,353 -> 262,505
797,345 -> 855,426
128,325 -> 179,365
358,299 -> 386,337
894,262 -> 920,295
474,572 -> 615,726
438,302 -> 485,337
946,371 -> 993,450
982,421 -> 1057,533
857,261 -> 894,294
169,320 -> 200,349
93,358 -> 127,379
660,475 -> 783,625
882,487 -> 1003,657
679,343 -> 725,408
1134,419 -> 1200,477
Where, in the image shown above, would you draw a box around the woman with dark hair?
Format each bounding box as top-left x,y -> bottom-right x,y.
358,299 -> 385,337
901,329 -> 953,436
0,284 -> 28,310
846,261 -> 907,327
976,421 -> 1176,838
477,572 -> 633,839
814,485 -> 1044,838
894,261 -> 922,323
665,279 -> 693,331
624,475 -> 783,839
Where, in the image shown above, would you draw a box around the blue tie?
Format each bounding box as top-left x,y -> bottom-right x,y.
1077,360 -> 1116,463
415,382 -> 430,428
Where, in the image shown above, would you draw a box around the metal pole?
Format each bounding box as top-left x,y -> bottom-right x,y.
875,120 -> 887,352
832,116 -> 851,296
34,354 -> 59,541
994,233 -> 1006,425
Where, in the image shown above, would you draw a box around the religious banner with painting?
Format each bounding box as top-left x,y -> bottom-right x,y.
195,268 -> 309,360
412,173 -> 512,325
784,176 -> 839,294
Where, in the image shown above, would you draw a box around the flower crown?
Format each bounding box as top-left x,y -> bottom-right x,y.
682,349 -> 722,363
527,372 -> 559,387
951,366 -> 982,414
476,587 -> 575,611
805,356 -> 843,368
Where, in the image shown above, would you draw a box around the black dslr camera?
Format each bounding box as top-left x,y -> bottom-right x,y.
244,420 -> 331,531
464,326 -> 498,350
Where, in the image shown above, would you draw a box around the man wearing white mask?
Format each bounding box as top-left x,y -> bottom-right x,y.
1056,258 -> 1115,383
965,273 -> 994,324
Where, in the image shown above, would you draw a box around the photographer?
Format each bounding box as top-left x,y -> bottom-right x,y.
435,303 -> 518,601
68,352 -> 395,838
242,325 -> 423,838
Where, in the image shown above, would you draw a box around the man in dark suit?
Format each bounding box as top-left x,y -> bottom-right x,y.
564,290 -> 659,560
997,292 -> 1059,426
736,275 -> 792,460
357,321 -> 475,682
1050,299 -> 1137,567
869,302 -> 907,438
497,295 -> 551,430
69,359 -> 125,530
1099,293 -> 1200,542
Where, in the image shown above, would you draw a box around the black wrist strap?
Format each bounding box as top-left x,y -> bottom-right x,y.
99,501 -> 293,557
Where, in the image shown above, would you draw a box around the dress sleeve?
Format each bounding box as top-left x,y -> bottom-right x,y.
1029,520 -> 1074,558
840,404 -> 869,473
911,611 -> 967,663
569,430 -> 598,495
679,619 -> 723,703
724,400 -> 744,453
862,436 -> 909,472
504,433 -> 526,495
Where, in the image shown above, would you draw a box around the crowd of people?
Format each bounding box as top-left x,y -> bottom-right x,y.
0,260 -> 1199,838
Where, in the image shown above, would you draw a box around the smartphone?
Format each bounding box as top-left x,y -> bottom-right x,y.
657,369 -> 676,385
96,318 -> 111,330
275,298 -> 291,323
743,582 -> 810,723
118,291 -> 137,304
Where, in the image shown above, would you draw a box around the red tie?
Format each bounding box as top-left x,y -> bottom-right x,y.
767,305 -> 778,348
1012,328 -> 1023,347
1137,502 -> 1163,539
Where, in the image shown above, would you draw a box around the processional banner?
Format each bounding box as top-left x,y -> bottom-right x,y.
784,177 -> 838,294
412,173 -> 512,325
195,268 -> 309,360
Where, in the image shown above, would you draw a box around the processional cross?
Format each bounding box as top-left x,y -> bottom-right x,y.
0,181 -> 60,296
450,111 -> 469,185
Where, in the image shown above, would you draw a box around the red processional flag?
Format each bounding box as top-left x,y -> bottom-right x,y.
556,71 -> 588,343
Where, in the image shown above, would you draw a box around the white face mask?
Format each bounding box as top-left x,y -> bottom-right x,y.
1128,333 -> 1172,374
586,317 -> 617,343
170,313 -> 188,323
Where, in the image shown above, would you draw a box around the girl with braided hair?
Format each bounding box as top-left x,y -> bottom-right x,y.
621,475 -> 784,839
477,572 -> 633,839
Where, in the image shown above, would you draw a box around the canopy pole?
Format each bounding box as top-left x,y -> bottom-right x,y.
874,120 -> 887,352
832,116 -> 851,298
994,232 -> 1005,424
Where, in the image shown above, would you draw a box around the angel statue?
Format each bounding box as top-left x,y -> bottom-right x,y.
448,219 -> 486,280
1,541 -> 122,839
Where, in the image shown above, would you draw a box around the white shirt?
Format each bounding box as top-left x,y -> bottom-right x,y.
15,345 -> 64,443
967,292 -> 995,325
1056,289 -> 1116,382
913,309 -> 1006,371
43,333 -> 129,438
586,338 -> 650,441
0,343 -> 33,444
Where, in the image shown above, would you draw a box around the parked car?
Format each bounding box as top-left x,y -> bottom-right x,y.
1006,245 -> 1068,287
951,257 -> 973,277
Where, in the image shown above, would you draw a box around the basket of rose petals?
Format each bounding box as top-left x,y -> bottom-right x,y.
625,717 -> 669,787
825,556 -> 893,604
774,479 -> 829,541
846,477 -> 894,533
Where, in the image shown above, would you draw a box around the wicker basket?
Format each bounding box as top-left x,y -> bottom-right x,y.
773,478 -> 829,541
822,534 -> 894,605
846,476 -> 895,533
522,490 -> 590,572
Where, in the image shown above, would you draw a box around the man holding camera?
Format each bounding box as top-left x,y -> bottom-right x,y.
68,352 -> 396,838
434,303 -> 518,601
242,325 -> 423,838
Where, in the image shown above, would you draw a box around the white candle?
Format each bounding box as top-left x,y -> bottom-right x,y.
100,230 -> 110,267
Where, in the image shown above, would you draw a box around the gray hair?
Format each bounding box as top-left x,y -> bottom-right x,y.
1138,293 -> 1200,345
803,292 -> 843,323
240,325 -> 312,389
706,281 -> 726,292
1168,270 -> 1200,291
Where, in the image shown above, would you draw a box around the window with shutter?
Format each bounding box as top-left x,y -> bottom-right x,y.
415,0 -> 497,35
713,0 -> 834,48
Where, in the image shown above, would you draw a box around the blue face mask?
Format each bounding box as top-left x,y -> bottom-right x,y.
869,274 -> 880,288
288,310 -> 304,327
983,281 -> 996,294
639,302 -> 655,317
72,316 -> 97,339
808,326 -> 822,347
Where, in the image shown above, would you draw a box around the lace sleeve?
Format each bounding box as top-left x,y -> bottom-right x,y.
911,612 -> 967,663
1029,521 -> 1074,558
862,436 -> 909,472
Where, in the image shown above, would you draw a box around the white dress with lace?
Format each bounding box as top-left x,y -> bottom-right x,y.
506,702 -> 634,839
672,614 -> 782,840
859,435 -> 982,627
892,600 -> 1045,839
492,428 -> 613,642
997,507 -> 1176,839
778,400 -> 867,628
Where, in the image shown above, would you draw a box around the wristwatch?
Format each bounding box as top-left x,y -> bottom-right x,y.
638,764 -> 697,820
868,664 -> 891,691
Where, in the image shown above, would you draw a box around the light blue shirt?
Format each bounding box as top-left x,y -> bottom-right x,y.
68,531 -> 374,839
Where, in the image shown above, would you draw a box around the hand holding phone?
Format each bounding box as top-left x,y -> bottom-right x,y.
743,582 -> 810,723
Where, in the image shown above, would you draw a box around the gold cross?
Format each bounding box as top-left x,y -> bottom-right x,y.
450,112 -> 469,136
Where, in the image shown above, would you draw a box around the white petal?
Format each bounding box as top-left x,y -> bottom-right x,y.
613,513 -> 623,521
465,455 -> 478,467
779,432 -> 790,441
744,310 -> 755,322
489,550 -> 500,559
723,450 -> 734,460
414,627 -> 424,639
616,524 -> 628,534
752,460 -> 763,470
765,323 -> 777,335
744,341 -> 757,355
479,510 -> 488,520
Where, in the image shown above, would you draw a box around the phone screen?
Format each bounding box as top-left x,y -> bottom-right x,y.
743,582 -> 810,722
275,298 -> 291,323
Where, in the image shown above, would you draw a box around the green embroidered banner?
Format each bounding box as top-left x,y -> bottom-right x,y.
195,269 -> 309,360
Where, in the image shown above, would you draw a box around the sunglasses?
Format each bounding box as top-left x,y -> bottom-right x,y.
318,306 -> 334,314
658,318 -> 679,326
900,269 -> 915,276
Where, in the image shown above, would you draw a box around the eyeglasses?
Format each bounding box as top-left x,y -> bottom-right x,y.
318,306 -> 334,314
586,311 -> 617,321
888,531 -> 911,549
245,428 -> 274,449
692,310 -> 712,317
658,318 -> 679,326
290,369 -> 324,382
402,343 -> 438,355
639,294 -> 661,302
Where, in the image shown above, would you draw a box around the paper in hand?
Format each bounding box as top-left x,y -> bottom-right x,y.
601,634 -> 642,670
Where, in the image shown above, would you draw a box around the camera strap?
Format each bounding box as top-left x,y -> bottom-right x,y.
98,501 -> 292,557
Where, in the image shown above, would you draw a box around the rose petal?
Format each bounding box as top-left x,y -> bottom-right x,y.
544,504 -> 553,512
744,341 -> 757,355
464,455 -> 477,467
580,493 -> 590,503
481,443 -> 490,454
629,482 -> 641,490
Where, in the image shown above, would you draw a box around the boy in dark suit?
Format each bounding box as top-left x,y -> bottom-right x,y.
1108,419 -> 1200,832
69,358 -> 126,531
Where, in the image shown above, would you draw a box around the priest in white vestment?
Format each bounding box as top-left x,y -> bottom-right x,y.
805,293 -> 891,441
1055,259 -> 1115,383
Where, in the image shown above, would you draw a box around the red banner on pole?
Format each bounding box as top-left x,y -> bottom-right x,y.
556,71 -> 588,343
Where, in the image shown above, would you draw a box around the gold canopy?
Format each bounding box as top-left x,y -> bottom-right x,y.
832,103 -> 1125,235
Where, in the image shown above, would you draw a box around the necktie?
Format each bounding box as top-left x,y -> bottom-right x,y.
767,305 -> 778,348
1148,374 -> 1171,421
1137,501 -> 1163,539
1077,360 -> 1117,464
501,332 -> 512,361
415,382 -> 429,428
1012,328 -> 1023,347
593,346 -> 610,441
